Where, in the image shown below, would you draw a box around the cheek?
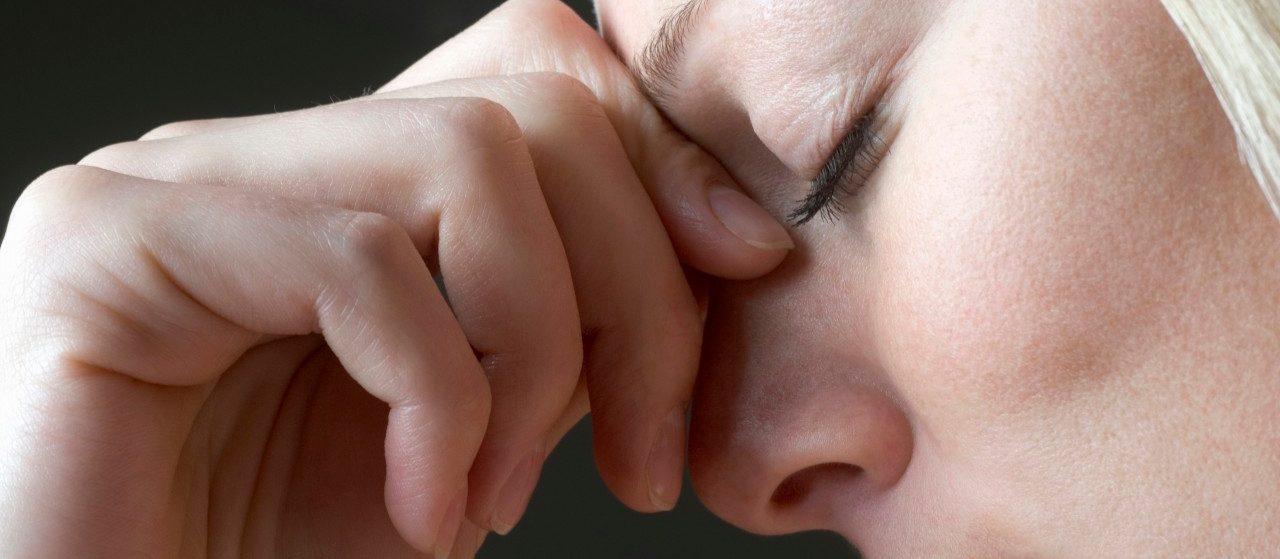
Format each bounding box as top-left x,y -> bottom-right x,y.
868,0 -> 1233,436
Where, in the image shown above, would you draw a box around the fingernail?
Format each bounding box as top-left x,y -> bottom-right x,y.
646,406 -> 687,511
707,182 -> 795,251
435,487 -> 468,559
491,445 -> 544,536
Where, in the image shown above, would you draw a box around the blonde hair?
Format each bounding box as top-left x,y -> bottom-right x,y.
1161,0 -> 1280,219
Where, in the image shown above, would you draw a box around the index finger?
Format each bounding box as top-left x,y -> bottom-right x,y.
382,0 -> 795,280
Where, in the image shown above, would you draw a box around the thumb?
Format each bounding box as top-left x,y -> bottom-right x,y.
382,0 -> 793,279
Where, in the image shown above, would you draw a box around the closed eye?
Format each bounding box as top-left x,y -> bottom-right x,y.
786,108 -> 885,226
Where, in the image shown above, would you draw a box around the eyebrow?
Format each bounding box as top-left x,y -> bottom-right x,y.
632,0 -> 712,108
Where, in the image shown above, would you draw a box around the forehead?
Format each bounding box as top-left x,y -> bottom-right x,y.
597,0 -> 931,171
597,0 -> 910,57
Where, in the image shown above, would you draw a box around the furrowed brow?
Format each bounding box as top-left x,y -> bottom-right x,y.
633,0 -> 711,108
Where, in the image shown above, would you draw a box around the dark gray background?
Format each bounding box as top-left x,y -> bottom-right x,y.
1,2 -> 855,557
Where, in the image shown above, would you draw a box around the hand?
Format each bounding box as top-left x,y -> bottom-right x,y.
0,1 -> 794,557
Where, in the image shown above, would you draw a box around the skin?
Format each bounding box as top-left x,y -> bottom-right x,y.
0,1 -> 794,557
596,0 -> 1280,556
2,0 -> 1277,557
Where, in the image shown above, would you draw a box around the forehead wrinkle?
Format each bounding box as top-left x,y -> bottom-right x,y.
725,1 -> 875,168
721,0 -> 922,171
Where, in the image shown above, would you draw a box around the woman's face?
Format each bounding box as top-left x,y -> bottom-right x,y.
596,0 -> 1280,555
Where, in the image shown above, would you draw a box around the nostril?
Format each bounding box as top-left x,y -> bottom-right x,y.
770,463 -> 865,509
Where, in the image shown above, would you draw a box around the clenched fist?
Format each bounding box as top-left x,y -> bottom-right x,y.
0,1 -> 794,557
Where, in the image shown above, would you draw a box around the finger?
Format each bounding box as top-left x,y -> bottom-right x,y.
546,376 -> 591,452
368,74 -> 703,513
135,0 -> 795,279
138,114 -> 281,140
382,0 -> 795,280
16,165 -> 491,554
84,98 -> 583,535
111,81 -> 693,517
122,73 -> 699,515
447,520 -> 489,559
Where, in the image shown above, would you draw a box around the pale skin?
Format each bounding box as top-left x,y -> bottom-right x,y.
597,0 -> 1280,556
0,1 -> 794,557
2,1 -> 1278,559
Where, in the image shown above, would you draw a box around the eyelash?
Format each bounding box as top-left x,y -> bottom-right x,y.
786,110 -> 885,226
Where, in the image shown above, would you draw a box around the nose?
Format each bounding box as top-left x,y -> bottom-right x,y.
687,284 -> 915,536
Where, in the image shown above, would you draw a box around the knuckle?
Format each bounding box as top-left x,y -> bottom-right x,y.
15,165 -> 106,222
7,165 -> 116,262
369,97 -> 526,167
518,72 -> 608,122
426,98 -> 536,194
437,96 -> 524,148
491,0 -> 617,69
139,119 -> 205,140
78,140 -> 144,173
500,0 -> 593,36
81,136 -> 219,184
330,211 -> 413,268
522,71 -> 596,102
